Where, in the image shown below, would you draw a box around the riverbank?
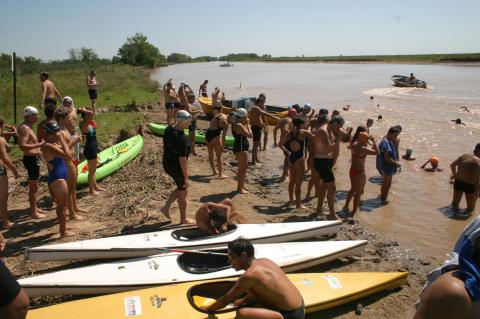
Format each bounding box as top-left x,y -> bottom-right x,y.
0,104 -> 436,318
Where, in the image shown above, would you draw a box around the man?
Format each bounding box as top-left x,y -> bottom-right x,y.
211,87 -> 224,106
450,144 -> 480,213
365,118 -> 374,134
376,126 -> 401,204
0,233 -> 29,319
17,106 -> 47,219
195,198 -> 247,235
199,80 -> 208,97
273,108 -> 296,181
305,114 -> 328,201
86,70 -> 99,114
39,72 -> 61,108
163,79 -> 178,125
409,73 -> 417,84
313,115 -> 344,220
256,94 -> 269,151
207,237 -> 305,319
250,95 -> 270,165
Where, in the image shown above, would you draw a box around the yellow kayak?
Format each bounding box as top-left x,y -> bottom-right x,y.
27,272 -> 407,319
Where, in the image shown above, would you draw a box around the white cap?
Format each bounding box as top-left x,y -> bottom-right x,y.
62,96 -> 74,107
236,108 -> 248,118
176,110 -> 192,121
24,106 -> 39,117
303,103 -> 312,111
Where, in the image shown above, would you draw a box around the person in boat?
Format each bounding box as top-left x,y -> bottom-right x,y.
409,73 -> 417,84
402,148 -> 417,161
376,126 -> 401,204
232,109 -> 253,194
195,198 -> 247,235
250,96 -> 271,166
313,115 -> 344,220
205,103 -> 229,178
452,118 -> 466,126
279,117 -> 314,209
42,122 -> 75,237
199,80 -> 208,98
180,93 -> 203,156
0,233 -> 29,319
17,106 -> 47,220
449,144 -> 480,213
306,114 -> 328,201
161,110 -> 194,224
206,237 -> 305,319
273,108 -> 297,181
86,70 -> 99,114
0,117 -> 20,229
413,215 -> 480,319
39,72 -> 61,108
421,157 -> 443,172
163,79 -> 179,125
343,131 -> 379,217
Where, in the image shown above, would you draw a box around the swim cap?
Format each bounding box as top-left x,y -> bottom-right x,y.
358,132 -> 369,142
62,96 -> 74,107
288,108 -> 297,116
176,110 -> 192,121
303,103 -> 312,111
44,122 -> 60,133
24,106 -> 39,117
292,116 -> 305,127
319,108 -> 329,115
406,148 -> 413,156
236,108 -> 248,118
430,157 -> 439,166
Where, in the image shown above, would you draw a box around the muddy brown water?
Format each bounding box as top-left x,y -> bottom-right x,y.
152,62 -> 480,261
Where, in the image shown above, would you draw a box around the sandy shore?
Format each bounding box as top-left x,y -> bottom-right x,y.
1,105 -> 437,318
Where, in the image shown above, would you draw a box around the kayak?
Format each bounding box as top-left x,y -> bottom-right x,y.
19,240 -> 367,297
391,74 -> 427,88
198,97 -> 289,125
24,221 -> 342,261
76,135 -> 144,185
147,123 -> 234,148
26,272 -> 408,319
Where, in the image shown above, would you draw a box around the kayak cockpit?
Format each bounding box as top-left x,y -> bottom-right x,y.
177,249 -> 230,274
188,281 -> 249,314
171,224 -> 237,241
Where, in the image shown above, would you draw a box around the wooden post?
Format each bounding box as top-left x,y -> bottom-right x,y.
12,52 -> 17,125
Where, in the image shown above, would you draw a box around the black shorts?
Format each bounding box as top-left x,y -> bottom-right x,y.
174,102 -> 181,109
163,162 -> 186,191
165,102 -> 175,110
88,89 -> 98,100
22,155 -> 40,181
44,98 -> 57,106
454,179 -> 476,194
0,260 -> 21,308
278,303 -> 305,319
251,125 -> 262,142
188,120 -> 197,133
314,158 -> 335,183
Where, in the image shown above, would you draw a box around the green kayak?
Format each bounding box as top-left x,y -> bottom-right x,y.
76,135 -> 144,185
148,123 -> 234,148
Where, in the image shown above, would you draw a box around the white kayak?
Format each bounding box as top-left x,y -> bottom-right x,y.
19,240 -> 367,297
24,221 -> 341,261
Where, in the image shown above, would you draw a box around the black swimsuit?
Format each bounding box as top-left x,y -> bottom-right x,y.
287,130 -> 305,164
205,115 -> 223,142
232,124 -> 249,153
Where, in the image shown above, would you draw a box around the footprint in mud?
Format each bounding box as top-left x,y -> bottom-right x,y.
438,206 -> 471,220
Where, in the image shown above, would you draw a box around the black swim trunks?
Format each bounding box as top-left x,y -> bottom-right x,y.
314,158 -> 335,183
278,302 -> 305,319
44,98 -> 57,106
251,125 -> 262,142
454,179 -> 476,194
22,155 -> 40,181
88,89 -> 98,100
0,260 -> 22,308
174,102 -> 181,109
165,102 -> 175,110
163,163 -> 186,191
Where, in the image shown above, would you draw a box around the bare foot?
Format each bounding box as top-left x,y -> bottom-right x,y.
287,201 -> 295,208
90,190 -> 100,196
219,174 -> 229,179
180,218 -> 195,225
2,221 -> 14,229
296,204 -> 308,209
37,208 -> 49,214
95,187 -> 107,192
238,189 -> 250,194
327,215 -> 340,221
211,169 -> 218,176
69,214 -> 84,221
75,208 -> 89,214
243,186 -> 250,191
160,206 -> 171,219
61,230 -> 76,237
31,211 -> 46,219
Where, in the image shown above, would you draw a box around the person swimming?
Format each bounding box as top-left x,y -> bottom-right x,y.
402,148 -> 416,161
421,157 -> 443,172
452,118 -> 466,126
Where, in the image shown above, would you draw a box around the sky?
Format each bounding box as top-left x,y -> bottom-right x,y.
0,0 -> 479,61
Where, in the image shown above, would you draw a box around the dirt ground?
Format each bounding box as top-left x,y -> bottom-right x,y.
1,104 -> 436,318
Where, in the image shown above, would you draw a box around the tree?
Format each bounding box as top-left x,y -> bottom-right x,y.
79,47 -> 98,62
117,33 -> 166,67
167,53 -> 191,63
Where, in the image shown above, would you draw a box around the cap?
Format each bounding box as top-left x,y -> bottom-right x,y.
303,103 -> 312,111
406,148 -> 413,155
24,106 -> 39,117
176,110 -> 192,121
288,108 -> 297,116
319,108 -> 329,115
292,116 -> 305,127
430,157 -> 439,166
62,96 -> 74,107
236,108 -> 248,118
44,122 -> 60,133
358,131 -> 369,142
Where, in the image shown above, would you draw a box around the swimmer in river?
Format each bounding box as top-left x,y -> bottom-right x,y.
377,115 -> 383,121
402,148 -> 417,161
452,118 -> 466,126
342,104 -> 351,111
421,157 -> 443,172
460,106 -> 470,112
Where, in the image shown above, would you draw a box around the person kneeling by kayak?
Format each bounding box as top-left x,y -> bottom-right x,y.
195,199 -> 247,235
206,237 -> 305,319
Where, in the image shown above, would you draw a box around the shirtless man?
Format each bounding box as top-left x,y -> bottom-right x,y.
86,70 -> 99,114
207,237 -> 305,319
250,97 -> 271,166
273,108 -> 296,180
305,114 -> 327,201
256,94 -> 269,151
39,72 -> 61,108
17,106 -> 47,219
313,115 -> 344,220
195,198 -> 247,235
365,118 -> 374,134
199,80 -> 208,97
54,105 -> 86,220
163,80 -> 178,125
450,144 -> 480,213
211,87 -> 224,106
343,132 -> 378,217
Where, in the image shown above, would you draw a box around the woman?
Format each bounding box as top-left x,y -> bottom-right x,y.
231,108 -> 252,194
279,117 -> 314,208
162,80 -> 179,125
42,122 -> 74,237
205,104 -> 229,178
160,110 -> 194,224
343,131 -> 378,217
0,117 -> 19,229
79,108 -> 105,195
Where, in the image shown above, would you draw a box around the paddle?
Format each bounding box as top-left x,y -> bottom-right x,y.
110,247 -> 228,256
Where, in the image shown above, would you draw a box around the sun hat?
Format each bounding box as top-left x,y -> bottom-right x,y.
24,106 -> 39,117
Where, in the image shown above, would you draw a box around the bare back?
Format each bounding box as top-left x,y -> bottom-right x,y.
42,80 -> 59,99
456,154 -> 480,184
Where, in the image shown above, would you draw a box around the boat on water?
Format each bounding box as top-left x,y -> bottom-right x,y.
219,62 -> 233,67
198,97 -> 289,125
26,272 -> 408,319
19,240 -> 367,296
24,221 -> 341,261
391,74 -> 427,88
